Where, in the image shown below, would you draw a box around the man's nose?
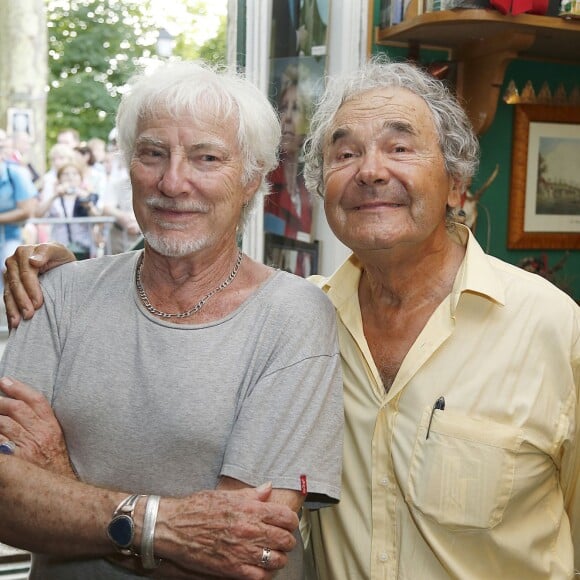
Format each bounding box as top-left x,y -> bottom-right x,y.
354,150 -> 390,187
157,156 -> 191,197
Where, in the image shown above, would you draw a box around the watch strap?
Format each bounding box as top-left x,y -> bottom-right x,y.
107,493 -> 144,556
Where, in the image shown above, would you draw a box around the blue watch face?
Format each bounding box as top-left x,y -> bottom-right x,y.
108,514 -> 134,548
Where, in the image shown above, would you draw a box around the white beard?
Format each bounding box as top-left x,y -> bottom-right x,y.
141,197 -> 217,257
142,230 -> 215,257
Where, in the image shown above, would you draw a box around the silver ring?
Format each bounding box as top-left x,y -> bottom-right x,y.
0,441 -> 16,455
260,547 -> 272,568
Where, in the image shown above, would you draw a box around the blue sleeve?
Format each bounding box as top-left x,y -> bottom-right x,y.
8,164 -> 38,202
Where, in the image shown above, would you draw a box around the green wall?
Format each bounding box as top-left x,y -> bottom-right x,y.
477,59 -> 579,299
373,42 -> 579,300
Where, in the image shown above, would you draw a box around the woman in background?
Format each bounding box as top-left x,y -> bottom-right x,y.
264,64 -> 313,241
36,161 -> 100,259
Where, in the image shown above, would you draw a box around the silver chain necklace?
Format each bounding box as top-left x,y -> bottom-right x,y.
135,250 -> 243,319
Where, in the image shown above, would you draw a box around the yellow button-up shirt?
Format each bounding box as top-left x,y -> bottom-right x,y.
305,227 -> 580,579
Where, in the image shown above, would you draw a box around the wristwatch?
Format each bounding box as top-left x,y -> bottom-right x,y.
107,494 -> 143,556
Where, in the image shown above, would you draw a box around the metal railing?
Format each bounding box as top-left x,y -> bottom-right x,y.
0,216 -> 119,336
26,216 -> 118,256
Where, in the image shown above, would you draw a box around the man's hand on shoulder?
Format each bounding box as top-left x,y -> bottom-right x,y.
3,242 -> 76,330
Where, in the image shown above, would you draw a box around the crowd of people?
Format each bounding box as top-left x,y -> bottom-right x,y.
0,125 -> 141,275
0,55 -> 578,580
0,129 -> 37,292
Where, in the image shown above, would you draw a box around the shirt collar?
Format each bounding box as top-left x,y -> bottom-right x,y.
316,253 -> 362,312
450,224 -> 505,311
319,224 -> 506,313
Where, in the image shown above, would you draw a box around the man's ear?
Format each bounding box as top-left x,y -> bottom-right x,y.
447,177 -> 464,208
243,172 -> 263,205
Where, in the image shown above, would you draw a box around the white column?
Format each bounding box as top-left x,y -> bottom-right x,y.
239,0 -> 271,261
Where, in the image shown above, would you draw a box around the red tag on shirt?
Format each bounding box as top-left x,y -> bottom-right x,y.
300,475 -> 308,496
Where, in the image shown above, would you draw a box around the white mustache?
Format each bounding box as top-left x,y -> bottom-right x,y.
145,198 -> 210,213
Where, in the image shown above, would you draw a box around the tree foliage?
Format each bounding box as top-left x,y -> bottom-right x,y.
46,0 -> 227,146
46,0 -> 157,144
171,1 -> 227,65
197,16 -> 227,66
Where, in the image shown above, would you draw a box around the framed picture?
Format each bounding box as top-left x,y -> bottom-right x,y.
7,107 -> 34,140
264,233 -> 319,278
508,105 -> 580,249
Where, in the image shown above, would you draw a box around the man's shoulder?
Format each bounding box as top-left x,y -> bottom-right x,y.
4,161 -> 37,196
42,252 -> 138,289
487,254 -> 579,317
266,270 -> 335,319
5,161 -> 29,181
272,270 -> 330,300
307,274 -> 329,290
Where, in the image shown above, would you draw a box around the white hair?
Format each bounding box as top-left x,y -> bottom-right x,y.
304,55 -> 480,199
116,61 -> 281,227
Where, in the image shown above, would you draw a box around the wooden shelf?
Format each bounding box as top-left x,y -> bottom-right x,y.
376,9 -> 580,133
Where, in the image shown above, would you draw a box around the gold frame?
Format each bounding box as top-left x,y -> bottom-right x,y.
508,104 -> 580,249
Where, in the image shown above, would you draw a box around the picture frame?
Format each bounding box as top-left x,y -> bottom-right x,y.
508,105 -> 580,249
6,107 -> 34,140
264,233 -> 319,277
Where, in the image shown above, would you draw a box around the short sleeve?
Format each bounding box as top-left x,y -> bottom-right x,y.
221,283 -> 343,506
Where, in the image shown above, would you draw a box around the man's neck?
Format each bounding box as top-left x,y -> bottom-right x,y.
357,233 -> 466,311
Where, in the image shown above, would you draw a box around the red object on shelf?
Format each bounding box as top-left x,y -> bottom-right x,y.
490,0 -> 511,13
511,0 -> 533,13
529,0 -> 549,13
490,0 -> 549,14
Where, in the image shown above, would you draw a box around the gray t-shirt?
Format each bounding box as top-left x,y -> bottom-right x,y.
0,251 -> 343,579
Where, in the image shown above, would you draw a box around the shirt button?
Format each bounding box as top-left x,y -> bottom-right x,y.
379,552 -> 389,562
379,475 -> 388,486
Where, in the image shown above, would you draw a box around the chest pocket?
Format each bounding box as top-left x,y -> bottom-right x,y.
406,407 -> 523,531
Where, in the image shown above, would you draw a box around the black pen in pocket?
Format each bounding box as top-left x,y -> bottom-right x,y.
426,396 -> 445,439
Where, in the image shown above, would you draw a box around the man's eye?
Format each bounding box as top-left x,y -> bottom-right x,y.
338,151 -> 356,160
139,149 -> 163,159
201,154 -> 219,162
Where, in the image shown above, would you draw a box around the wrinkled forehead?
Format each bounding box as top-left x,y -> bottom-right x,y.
327,87 -> 434,141
339,86 -> 428,119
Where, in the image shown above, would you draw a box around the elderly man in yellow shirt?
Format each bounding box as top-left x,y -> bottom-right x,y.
3,57 -> 580,579
299,57 -> 580,579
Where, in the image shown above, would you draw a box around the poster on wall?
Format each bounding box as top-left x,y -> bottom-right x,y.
7,108 -> 35,140
265,233 -> 319,277
264,56 -> 326,243
270,0 -> 329,58
265,1 -> 329,267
